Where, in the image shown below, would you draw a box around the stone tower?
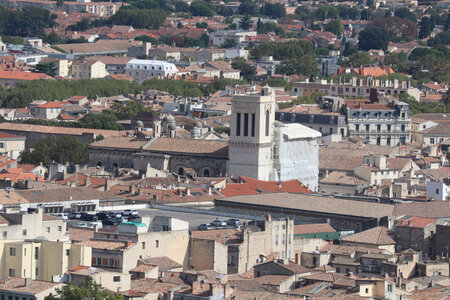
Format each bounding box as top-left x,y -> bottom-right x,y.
228,86 -> 275,181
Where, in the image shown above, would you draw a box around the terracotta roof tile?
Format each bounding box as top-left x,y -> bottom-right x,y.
341,226 -> 395,245
294,223 -> 336,235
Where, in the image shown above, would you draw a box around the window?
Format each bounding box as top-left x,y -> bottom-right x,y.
109,258 -> 114,267
35,247 -> 39,259
236,113 -> 241,136
430,138 -> 435,144
265,110 -> 270,136
401,125 -> 405,133
66,249 -> 70,256
8,269 -> 15,277
365,124 -> 370,132
155,240 -> 159,248
275,235 -> 279,246
436,189 -> 440,194
9,248 -> 16,256
58,226 -> 62,232
365,288 -> 369,294
336,267 -> 340,273
113,276 -> 121,282
282,234 -> 285,244
3,231 -> 7,237
97,257 -> 102,265
345,268 -> 350,273
355,124 -> 359,132
46,227 -> 50,233
387,284 -> 392,292
22,229 -> 27,236
330,128 -> 333,134
387,125 -> 391,132
36,268 -> 38,276
24,248 -> 26,256
251,113 -> 255,137
243,113 -> 249,136
142,242 -> 145,249
377,125 -> 381,132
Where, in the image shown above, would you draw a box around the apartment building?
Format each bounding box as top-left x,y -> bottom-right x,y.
125,59 -> 178,81
77,216 -> 189,273
71,60 -> 108,79
346,98 -> 411,146
0,210 -> 91,281
0,278 -> 63,300
0,132 -> 25,159
292,77 -> 420,101
190,216 -> 296,274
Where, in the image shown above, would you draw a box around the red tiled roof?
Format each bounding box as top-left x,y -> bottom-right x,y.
396,216 -> 436,228
0,132 -> 24,139
0,70 -> 53,81
294,223 -> 336,235
221,176 -> 312,197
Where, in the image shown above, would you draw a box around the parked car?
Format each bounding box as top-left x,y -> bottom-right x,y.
226,218 -> 241,226
80,213 -> 98,222
210,219 -> 227,227
68,212 -> 81,220
108,212 -> 122,219
122,209 -> 138,216
197,223 -> 213,231
95,211 -> 110,221
74,222 -> 88,228
127,214 -> 140,221
52,213 -> 68,221
102,218 -> 119,227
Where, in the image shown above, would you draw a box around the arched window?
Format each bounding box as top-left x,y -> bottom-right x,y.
203,169 -> 210,177
178,168 -> 184,175
96,162 -> 103,167
265,110 -> 270,136
112,163 -> 118,170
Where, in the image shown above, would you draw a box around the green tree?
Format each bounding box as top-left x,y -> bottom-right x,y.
108,9 -> 166,28
394,7 -> 416,22
358,26 -> 389,51
220,38 -> 237,48
373,16 -> 417,41
325,19 -> 344,37
189,2 -> 214,17
239,15 -> 252,30
383,52 -> 411,73
343,42 -> 358,56
419,16 -> 434,39
33,62 -> 57,77
232,57 -> 256,82
238,1 -> 259,16
346,51 -> 371,67
45,278 -> 123,300
19,136 -> 88,167
262,3 -> 286,19
78,113 -> 123,130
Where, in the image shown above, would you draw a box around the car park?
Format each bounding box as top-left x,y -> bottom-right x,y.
210,219 -> 227,227
197,223 -> 213,230
108,212 -> 122,219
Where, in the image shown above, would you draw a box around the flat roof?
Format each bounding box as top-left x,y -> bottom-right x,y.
216,193 -> 395,219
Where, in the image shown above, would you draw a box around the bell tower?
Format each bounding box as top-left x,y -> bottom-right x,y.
228,86 -> 275,181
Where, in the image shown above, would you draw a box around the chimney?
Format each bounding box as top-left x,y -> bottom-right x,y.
207,186 -> 212,195
267,214 -> 272,221
85,177 -> 91,187
24,278 -> 32,286
186,187 -> 191,196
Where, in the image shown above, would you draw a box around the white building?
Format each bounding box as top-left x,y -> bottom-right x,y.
426,182 -> 449,201
228,86 -> 321,190
125,59 -> 178,81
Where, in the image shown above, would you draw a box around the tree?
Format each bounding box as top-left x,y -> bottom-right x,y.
383,52 -> 411,73
346,51 -> 371,67
220,38 -> 237,48
373,16 -> 417,41
358,26 -> 388,51
189,2 -> 214,16
33,62 -> 57,77
238,1 -> 258,16
343,42 -> 358,56
45,278 -> 123,300
19,136 -> 88,167
239,15 -> 252,30
325,19 -> 343,37
419,16 -> 433,39
78,113 -> 123,130
394,7 -> 416,22
232,57 -> 256,82
174,0 -> 189,12
108,9 -> 166,28
196,22 -> 208,28
262,3 -> 286,19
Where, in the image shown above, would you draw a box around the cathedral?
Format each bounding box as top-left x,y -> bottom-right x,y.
89,86 -> 321,190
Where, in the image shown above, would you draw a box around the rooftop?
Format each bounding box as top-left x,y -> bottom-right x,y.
341,226 -> 395,245
0,278 -> 62,294
294,223 -> 336,235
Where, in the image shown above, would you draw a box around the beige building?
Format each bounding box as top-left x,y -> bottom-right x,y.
0,277 -> 64,300
77,216 -> 189,273
0,132 -> 25,159
0,210 -> 91,281
68,266 -> 131,293
341,226 -> 396,254
71,60 -> 108,79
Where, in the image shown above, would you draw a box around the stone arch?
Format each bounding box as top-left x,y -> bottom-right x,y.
198,166 -> 214,178
96,161 -> 103,167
